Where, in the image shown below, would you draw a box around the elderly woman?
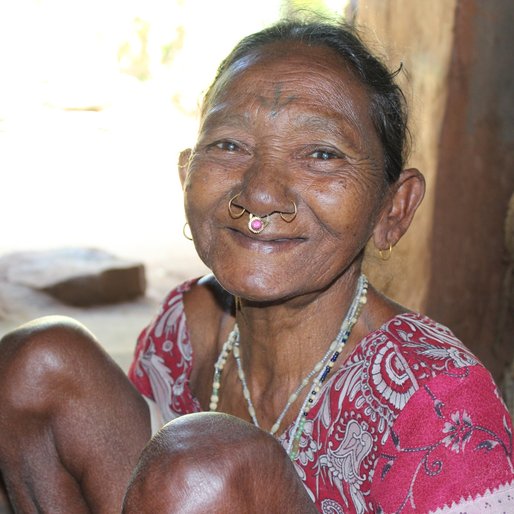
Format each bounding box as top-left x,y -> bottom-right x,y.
1,18 -> 513,514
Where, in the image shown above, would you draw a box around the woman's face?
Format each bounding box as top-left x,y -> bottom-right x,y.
181,42 -> 388,302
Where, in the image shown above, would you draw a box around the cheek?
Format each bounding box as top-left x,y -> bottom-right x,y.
184,168 -> 223,216
304,175 -> 383,245
183,169 -> 229,265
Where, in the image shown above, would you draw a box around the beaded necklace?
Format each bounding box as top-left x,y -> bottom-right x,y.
210,274 -> 368,458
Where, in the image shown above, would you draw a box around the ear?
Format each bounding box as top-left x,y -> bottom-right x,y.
178,148 -> 192,188
372,168 -> 426,250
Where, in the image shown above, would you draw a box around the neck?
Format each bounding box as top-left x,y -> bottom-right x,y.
234,268 -> 363,388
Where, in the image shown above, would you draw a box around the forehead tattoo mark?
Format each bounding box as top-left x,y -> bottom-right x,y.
258,84 -> 296,118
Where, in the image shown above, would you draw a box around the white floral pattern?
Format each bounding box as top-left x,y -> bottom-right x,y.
442,410 -> 473,453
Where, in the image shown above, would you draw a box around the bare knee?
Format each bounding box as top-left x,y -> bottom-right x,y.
123,412 -> 315,514
0,316 -> 104,415
124,413 -> 253,513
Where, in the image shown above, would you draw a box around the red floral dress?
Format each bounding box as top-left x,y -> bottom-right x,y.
129,280 -> 514,513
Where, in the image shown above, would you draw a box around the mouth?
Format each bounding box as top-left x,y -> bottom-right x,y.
227,227 -> 306,253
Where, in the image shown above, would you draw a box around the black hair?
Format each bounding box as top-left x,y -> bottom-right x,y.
202,18 -> 410,184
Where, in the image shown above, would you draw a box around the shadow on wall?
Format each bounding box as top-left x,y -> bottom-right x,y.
0,476 -> 11,514
500,194 -> 514,417
426,1 -> 514,384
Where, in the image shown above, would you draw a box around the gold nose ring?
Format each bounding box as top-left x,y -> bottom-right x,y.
228,194 -> 246,219
248,214 -> 270,234
279,201 -> 297,223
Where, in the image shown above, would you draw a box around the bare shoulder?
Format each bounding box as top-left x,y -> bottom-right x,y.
183,275 -> 233,317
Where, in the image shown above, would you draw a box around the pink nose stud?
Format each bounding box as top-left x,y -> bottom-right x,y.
248,214 -> 269,234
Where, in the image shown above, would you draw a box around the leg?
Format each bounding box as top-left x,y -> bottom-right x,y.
123,412 -> 318,514
0,316 -> 151,513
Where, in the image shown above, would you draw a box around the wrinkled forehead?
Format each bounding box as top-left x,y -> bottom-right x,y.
201,41 -> 370,119
198,41 -> 379,155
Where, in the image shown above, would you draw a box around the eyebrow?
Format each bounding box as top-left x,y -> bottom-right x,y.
290,114 -> 363,154
199,108 -> 367,156
200,107 -> 252,133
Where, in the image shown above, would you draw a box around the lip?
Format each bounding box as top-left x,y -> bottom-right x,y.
227,227 -> 306,253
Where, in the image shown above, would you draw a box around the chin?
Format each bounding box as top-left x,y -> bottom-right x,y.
212,266 -> 291,303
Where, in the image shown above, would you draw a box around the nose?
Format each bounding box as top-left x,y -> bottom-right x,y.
232,157 -> 295,217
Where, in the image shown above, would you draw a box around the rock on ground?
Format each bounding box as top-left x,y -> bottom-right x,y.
0,248 -> 146,307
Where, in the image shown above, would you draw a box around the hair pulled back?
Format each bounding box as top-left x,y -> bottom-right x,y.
202,18 -> 409,184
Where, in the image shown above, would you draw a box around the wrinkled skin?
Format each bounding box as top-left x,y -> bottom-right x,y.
0,41 -> 424,513
183,42 -> 389,304
179,41 -> 425,432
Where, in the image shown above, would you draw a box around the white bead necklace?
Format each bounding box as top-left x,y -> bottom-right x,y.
210,274 -> 368,453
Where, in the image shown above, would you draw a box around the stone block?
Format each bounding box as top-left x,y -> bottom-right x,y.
0,248 -> 146,307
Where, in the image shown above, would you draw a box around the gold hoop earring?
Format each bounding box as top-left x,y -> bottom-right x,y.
378,244 -> 393,261
228,194 -> 246,219
183,222 -> 193,241
279,201 -> 297,223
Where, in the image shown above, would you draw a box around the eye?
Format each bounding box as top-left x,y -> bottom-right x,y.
212,140 -> 241,152
309,149 -> 340,160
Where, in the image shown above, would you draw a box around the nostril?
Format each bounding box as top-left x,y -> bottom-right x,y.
228,194 -> 246,219
228,191 -> 298,223
279,201 -> 298,223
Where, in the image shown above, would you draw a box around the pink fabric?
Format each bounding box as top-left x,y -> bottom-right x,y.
128,281 -> 514,513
